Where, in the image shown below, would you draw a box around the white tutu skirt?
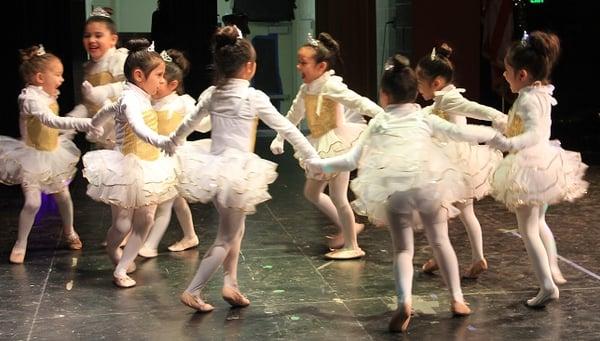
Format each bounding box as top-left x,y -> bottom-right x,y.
0,135 -> 79,193
439,140 -> 503,200
175,146 -> 278,214
295,122 -> 366,180
491,140 -> 588,211
350,141 -> 470,226
82,150 -> 178,208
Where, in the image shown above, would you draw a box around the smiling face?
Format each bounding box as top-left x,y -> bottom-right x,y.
83,21 -> 118,61
296,46 -> 327,84
34,57 -> 64,97
503,58 -> 531,93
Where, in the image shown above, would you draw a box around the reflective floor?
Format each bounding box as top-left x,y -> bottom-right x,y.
1,139 -> 599,340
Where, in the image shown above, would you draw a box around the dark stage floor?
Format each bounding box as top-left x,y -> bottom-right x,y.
1,139 -> 599,340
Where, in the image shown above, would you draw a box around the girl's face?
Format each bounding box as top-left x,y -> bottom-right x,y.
83,21 -> 118,61
153,78 -> 178,100
503,60 -> 530,93
36,58 -> 64,97
135,62 -> 166,96
415,66 -> 445,101
296,47 -> 327,84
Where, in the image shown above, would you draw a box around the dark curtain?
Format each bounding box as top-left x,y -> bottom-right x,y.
5,0 -> 85,138
151,0 -> 217,99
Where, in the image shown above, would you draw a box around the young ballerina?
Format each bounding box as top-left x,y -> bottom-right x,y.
0,45 -> 101,263
487,31 -> 588,306
415,43 -> 506,279
306,54 -> 501,332
269,32 -> 384,259
83,38 -> 177,287
167,25 -> 319,312
138,49 -> 210,258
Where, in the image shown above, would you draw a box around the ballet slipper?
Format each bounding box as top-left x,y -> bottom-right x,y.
552,271 -> 567,285
64,232 -> 83,250
525,286 -> 559,308
126,262 -> 136,274
463,258 -> 488,279
327,223 -> 365,250
168,235 -> 199,252
113,274 -> 136,288
222,286 -> 251,307
451,300 -> 472,316
388,302 -> 412,333
138,246 -> 158,258
180,291 -> 214,312
324,248 -> 365,260
421,258 -> 438,274
9,246 -> 26,264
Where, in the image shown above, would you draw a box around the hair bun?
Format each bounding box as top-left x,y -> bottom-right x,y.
392,54 -> 410,71
317,32 -> 340,54
125,38 -> 151,53
436,43 -> 453,59
214,26 -> 239,50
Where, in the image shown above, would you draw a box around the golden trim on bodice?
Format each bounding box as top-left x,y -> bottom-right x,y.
156,110 -> 183,135
432,108 -> 450,121
122,109 -> 160,161
304,94 -> 338,138
25,102 -> 59,151
506,109 -> 524,138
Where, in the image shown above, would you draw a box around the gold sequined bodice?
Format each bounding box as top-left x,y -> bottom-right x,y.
84,72 -> 117,114
506,108 -> 524,137
122,109 -> 160,161
156,110 -> 184,135
25,102 -> 59,151
304,94 -> 338,138
432,108 -> 450,121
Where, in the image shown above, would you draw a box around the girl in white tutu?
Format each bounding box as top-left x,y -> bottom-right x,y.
487,31 -> 588,307
1,45 -> 101,263
269,32 -> 384,259
415,43 -> 507,279
307,55 -> 501,332
168,25 -> 318,312
138,49 -> 210,258
83,38 -> 177,288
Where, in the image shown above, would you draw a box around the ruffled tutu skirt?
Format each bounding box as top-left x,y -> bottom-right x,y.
0,135 -> 79,193
175,146 -> 278,214
491,140 -> 588,211
82,150 -> 178,208
438,140 -> 503,200
295,122 -> 366,180
350,140 -> 470,226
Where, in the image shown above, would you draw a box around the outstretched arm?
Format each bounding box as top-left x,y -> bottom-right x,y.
171,87 -> 214,145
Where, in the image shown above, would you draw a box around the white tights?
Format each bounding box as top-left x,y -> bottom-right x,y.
388,206 -> 465,305
539,204 -> 563,279
185,200 -> 245,294
455,199 -> 485,263
107,204 -> 157,277
14,185 -> 76,249
143,196 -> 196,250
303,171 -> 358,249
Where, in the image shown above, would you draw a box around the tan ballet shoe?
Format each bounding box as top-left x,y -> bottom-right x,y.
525,286 -> 559,308
389,302 -> 412,333
422,258 -> 438,274
325,248 -> 365,260
451,300 -> 472,316
222,286 -> 251,307
180,291 -> 214,312
9,246 -> 26,264
64,232 -> 83,250
138,246 -> 158,258
463,259 -> 488,279
113,274 -> 136,288
168,236 -> 199,252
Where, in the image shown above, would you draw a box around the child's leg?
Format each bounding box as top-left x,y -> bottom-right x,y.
420,208 -> 470,315
304,178 -> 341,227
52,187 -> 82,250
168,196 -> 199,252
139,198 -> 175,257
10,186 -> 42,263
455,199 -> 487,278
106,205 -> 133,267
325,171 -> 361,256
538,204 -> 566,284
515,205 -> 559,307
387,209 -> 415,332
114,205 -> 157,280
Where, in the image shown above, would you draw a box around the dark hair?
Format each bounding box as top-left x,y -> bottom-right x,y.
164,49 -> 190,94
18,45 -> 60,85
505,31 -> 560,83
85,7 -> 118,34
302,32 -> 343,71
416,43 -> 454,84
212,25 -> 255,86
380,54 -> 418,104
123,38 -> 163,83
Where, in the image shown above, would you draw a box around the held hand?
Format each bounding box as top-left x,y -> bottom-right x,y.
87,124 -> 104,139
169,132 -> 185,146
305,157 -> 325,174
270,138 -> 284,155
159,138 -> 178,156
487,132 -> 511,152
492,117 -> 507,132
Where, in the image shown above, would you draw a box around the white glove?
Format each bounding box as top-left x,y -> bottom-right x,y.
59,129 -> 76,140
487,132 -> 511,152
270,137 -> 284,155
169,132 -> 185,146
86,125 -> 104,141
305,157 -> 325,174
157,137 -> 177,156
82,81 -> 112,106
492,117 -> 508,132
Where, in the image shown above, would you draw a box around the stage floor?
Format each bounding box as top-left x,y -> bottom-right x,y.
1,139 -> 599,340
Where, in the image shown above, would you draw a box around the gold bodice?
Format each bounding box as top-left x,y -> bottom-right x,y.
432,108 -> 450,121
156,110 -> 184,135
25,102 -> 59,151
84,72 -> 118,114
506,109 -> 523,137
122,109 -> 160,161
304,94 -> 338,138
